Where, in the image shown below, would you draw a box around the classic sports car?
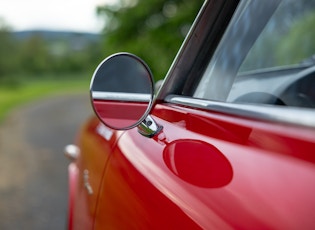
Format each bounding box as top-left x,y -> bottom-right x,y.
65,0 -> 315,229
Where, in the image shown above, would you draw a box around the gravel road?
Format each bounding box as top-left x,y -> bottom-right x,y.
0,93 -> 91,230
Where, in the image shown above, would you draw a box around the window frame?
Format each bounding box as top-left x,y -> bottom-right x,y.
155,0 -> 315,129
156,0 -> 240,100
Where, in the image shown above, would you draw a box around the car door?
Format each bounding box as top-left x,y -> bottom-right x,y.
93,0 -> 315,229
70,117 -> 124,230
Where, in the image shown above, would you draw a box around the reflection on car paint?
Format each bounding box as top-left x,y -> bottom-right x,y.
163,140 -> 233,188
96,123 -> 113,141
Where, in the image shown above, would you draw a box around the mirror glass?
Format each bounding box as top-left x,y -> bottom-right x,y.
90,53 -> 154,129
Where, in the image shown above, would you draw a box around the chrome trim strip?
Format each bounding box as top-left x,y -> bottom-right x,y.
166,95 -> 315,128
92,91 -> 151,102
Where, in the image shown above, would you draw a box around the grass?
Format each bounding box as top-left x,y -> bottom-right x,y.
0,75 -> 90,123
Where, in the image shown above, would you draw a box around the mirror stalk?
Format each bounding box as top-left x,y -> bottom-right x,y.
137,115 -> 163,138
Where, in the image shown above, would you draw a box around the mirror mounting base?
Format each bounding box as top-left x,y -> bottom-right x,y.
137,115 -> 163,138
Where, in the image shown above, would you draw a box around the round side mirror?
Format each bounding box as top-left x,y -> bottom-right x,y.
90,53 -> 154,130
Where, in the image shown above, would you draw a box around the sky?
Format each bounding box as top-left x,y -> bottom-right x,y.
0,0 -> 117,33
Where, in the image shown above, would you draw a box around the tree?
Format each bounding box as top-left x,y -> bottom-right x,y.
0,18 -> 18,80
276,11 -> 315,65
19,34 -> 51,74
97,0 -> 204,81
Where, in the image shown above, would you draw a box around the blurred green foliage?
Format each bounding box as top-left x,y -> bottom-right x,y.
0,0 -> 204,87
240,0 -> 315,71
0,22 -> 103,87
0,19 -> 18,79
276,12 -> 315,65
97,0 -> 204,81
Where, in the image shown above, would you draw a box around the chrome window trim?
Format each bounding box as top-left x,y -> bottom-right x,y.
165,95 -> 315,128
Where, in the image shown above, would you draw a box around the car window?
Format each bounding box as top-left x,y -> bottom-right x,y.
194,0 -> 315,109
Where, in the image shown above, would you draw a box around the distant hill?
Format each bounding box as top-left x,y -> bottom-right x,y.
11,30 -> 102,54
12,30 -> 100,42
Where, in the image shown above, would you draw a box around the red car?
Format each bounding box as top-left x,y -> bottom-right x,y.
65,0 -> 315,229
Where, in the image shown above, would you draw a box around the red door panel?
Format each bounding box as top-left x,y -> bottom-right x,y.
71,117 -> 124,230
94,103 -> 315,229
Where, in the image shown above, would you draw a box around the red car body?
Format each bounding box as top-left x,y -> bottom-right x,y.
66,0 -> 315,229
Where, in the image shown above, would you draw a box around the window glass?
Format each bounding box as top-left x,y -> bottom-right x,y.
194,0 -> 315,109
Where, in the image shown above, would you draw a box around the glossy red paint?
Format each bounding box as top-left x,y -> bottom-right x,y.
163,139 -> 233,188
93,100 -> 149,129
68,117 -> 124,230
88,103 -> 315,229
154,104 -> 315,229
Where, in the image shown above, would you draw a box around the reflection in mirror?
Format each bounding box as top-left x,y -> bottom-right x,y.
90,53 -> 154,130
163,140 -> 233,188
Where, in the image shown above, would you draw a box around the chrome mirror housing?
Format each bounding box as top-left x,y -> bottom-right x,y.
90,52 -> 155,130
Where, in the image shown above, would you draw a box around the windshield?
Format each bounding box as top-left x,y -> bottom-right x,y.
240,0 -> 315,72
194,0 -> 315,102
